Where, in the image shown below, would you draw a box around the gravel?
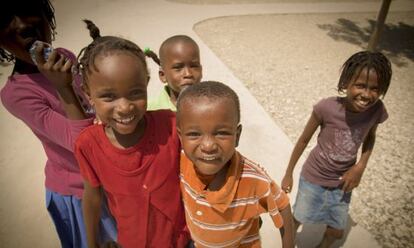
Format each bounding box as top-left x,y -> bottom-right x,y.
194,11 -> 414,248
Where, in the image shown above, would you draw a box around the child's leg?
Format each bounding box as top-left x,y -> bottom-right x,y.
317,226 -> 343,248
316,190 -> 351,248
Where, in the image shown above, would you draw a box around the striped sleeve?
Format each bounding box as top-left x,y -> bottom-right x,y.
261,180 -> 290,228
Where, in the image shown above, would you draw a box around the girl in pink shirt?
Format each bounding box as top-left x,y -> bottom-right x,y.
0,0 -> 116,247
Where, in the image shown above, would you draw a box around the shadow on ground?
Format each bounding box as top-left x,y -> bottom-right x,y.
318,18 -> 414,67
296,215 -> 356,248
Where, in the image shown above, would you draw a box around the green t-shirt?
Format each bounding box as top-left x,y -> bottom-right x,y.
147,86 -> 176,112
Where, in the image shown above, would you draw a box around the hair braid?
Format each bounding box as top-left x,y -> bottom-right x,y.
77,19 -> 149,84
338,51 -> 392,97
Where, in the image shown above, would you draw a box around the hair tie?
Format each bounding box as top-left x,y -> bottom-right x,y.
144,47 -> 151,54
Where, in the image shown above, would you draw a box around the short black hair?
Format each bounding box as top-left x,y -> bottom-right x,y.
177,81 -> 240,123
159,35 -> 199,66
338,51 -> 392,97
77,20 -> 149,83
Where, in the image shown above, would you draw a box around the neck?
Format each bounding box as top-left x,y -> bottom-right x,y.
197,165 -> 229,191
166,87 -> 179,106
13,59 -> 39,75
106,118 -> 146,149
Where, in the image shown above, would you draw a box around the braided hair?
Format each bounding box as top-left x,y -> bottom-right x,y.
77,19 -> 149,84
338,51 -> 392,97
0,0 -> 56,62
177,81 -> 241,123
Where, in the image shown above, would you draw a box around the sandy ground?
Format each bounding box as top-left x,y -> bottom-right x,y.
1,0 -> 413,247
193,11 -> 414,248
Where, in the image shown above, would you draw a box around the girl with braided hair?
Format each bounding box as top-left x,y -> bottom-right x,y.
0,1 -> 116,247
74,20 -> 190,248
281,51 -> 392,247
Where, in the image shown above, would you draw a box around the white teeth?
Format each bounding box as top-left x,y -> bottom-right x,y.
116,115 -> 135,124
202,156 -> 217,161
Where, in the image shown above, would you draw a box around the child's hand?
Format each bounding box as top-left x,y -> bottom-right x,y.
340,163 -> 365,192
32,42 -> 74,91
281,174 -> 293,193
100,241 -> 122,248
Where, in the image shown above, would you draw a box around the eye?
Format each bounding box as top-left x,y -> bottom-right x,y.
191,62 -> 201,68
130,89 -> 146,99
99,93 -> 116,102
172,63 -> 184,71
216,130 -> 233,137
185,131 -> 201,139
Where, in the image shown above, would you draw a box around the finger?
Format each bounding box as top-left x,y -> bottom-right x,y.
342,180 -> 350,192
53,54 -> 65,70
62,58 -> 73,72
45,49 -> 60,67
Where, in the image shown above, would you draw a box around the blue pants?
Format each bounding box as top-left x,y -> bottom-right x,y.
46,189 -> 117,248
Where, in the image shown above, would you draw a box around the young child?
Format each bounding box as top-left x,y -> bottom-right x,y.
0,1 -> 115,247
281,51 -> 392,248
74,20 -> 189,248
146,35 -> 202,111
177,81 -> 294,248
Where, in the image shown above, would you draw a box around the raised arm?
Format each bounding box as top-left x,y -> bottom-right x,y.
34,44 -> 86,120
341,124 -> 378,192
281,111 -> 320,193
82,181 -> 103,248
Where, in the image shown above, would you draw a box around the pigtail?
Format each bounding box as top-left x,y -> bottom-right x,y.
144,48 -> 161,66
83,19 -> 101,40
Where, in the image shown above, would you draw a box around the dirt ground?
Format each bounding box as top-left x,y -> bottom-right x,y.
193,11 -> 414,248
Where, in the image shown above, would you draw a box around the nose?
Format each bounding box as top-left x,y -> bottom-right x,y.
183,66 -> 193,78
116,98 -> 133,114
200,136 -> 218,153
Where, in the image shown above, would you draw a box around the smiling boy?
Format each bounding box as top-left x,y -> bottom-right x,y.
176,81 -> 294,248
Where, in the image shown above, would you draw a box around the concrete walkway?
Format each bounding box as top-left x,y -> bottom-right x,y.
1,0 -> 412,247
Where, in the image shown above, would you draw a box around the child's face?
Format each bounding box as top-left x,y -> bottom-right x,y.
86,52 -> 149,136
345,67 -> 380,113
177,97 -> 241,176
0,14 -> 52,65
159,42 -> 202,97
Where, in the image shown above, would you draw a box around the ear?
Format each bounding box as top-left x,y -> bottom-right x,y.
158,68 -> 167,85
176,126 -> 183,143
235,124 -> 242,147
82,83 -> 94,106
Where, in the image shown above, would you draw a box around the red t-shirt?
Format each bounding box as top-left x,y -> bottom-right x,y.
75,110 -> 189,248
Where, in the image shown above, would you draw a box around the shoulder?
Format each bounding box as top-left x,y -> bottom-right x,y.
239,154 -> 273,185
1,74 -> 47,112
371,99 -> 388,123
76,124 -> 102,149
147,109 -> 176,125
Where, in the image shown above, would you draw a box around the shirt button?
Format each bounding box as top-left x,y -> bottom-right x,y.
196,210 -> 203,216
143,184 -> 147,189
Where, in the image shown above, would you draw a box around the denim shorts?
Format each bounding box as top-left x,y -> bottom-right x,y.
293,176 -> 352,230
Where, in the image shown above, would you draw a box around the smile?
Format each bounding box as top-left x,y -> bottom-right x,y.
200,156 -> 219,161
114,115 -> 135,124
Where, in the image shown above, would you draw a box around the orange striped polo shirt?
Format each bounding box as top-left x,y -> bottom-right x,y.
180,151 -> 290,248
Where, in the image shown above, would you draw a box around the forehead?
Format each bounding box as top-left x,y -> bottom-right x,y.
179,96 -> 238,122
87,52 -> 148,86
352,67 -> 378,82
162,41 -> 199,58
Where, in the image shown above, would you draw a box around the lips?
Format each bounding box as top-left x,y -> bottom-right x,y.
114,115 -> 136,124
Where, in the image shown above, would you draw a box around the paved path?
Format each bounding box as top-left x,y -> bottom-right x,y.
1,0 -> 412,247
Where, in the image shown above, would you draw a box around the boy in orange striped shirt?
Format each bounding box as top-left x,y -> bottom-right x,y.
176,81 -> 294,247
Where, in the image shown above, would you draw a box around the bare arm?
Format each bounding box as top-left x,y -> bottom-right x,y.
281,112 -> 321,192
82,181 -> 103,248
279,204 -> 294,248
341,124 -> 378,192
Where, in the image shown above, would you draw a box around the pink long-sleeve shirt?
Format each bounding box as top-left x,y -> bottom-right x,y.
1,61 -> 93,198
